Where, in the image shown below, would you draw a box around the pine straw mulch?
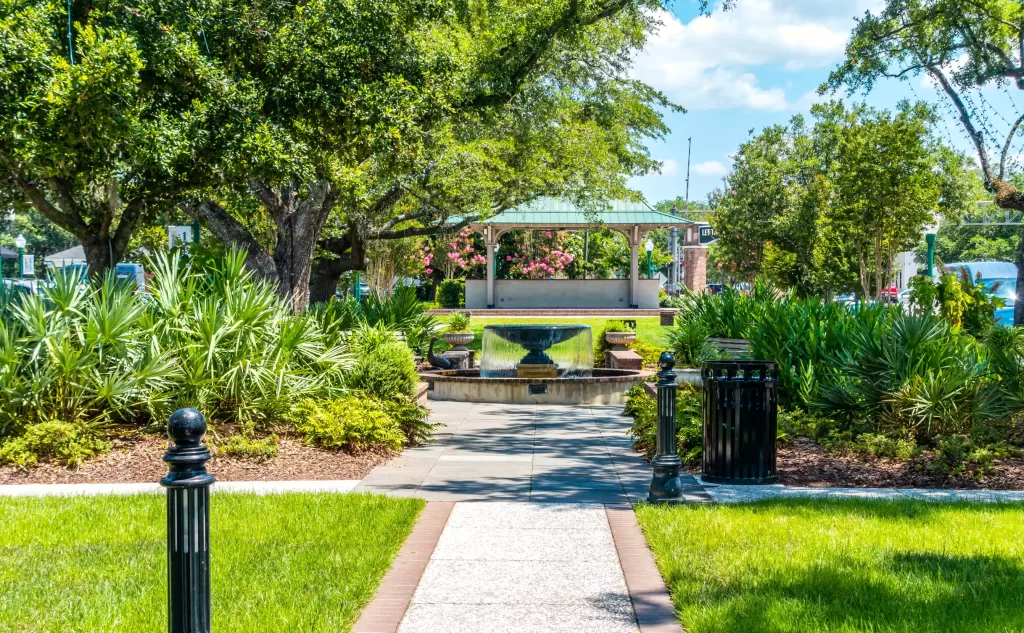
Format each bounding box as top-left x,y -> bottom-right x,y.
775,438 -> 1024,490
0,433 -> 388,485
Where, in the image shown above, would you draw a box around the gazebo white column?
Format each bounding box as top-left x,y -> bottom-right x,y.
484,226 -> 497,308
628,225 -> 640,309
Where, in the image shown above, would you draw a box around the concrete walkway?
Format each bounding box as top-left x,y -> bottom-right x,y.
398,502 -> 639,633
355,401 -> 708,504
353,401 -> 696,633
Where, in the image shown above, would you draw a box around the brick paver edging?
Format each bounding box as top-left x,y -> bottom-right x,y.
605,504 -> 684,633
351,501 -> 454,633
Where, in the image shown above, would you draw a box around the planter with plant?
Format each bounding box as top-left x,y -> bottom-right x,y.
443,312 -> 474,351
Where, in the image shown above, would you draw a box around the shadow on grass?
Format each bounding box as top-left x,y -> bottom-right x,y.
664,545 -> 1024,633
710,496 -> 1024,524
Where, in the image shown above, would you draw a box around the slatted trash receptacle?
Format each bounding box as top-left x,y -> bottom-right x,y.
702,360 -> 779,484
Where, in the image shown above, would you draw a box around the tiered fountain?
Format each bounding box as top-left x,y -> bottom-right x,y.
422,324 -> 650,404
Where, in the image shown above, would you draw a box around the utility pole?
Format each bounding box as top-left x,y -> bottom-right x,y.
684,137 -> 691,218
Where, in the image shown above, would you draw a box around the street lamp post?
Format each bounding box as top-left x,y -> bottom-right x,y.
645,239 -> 654,279
14,234 -> 26,279
924,223 -> 939,278
494,243 -> 499,279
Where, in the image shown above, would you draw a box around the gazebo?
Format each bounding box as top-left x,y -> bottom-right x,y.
467,198 -> 693,309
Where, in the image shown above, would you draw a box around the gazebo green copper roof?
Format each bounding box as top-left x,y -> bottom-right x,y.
476,197 -> 693,227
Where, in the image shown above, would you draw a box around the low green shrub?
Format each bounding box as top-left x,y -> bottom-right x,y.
851,433 -> 917,460
216,433 -> 280,461
0,422 -> 110,468
378,396 -> 435,445
925,436 -> 1020,479
777,408 -> 837,443
629,340 -> 663,367
290,397 -> 405,452
348,342 -> 419,399
436,279 -> 465,308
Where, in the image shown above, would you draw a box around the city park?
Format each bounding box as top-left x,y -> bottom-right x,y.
1,1 -> 1024,633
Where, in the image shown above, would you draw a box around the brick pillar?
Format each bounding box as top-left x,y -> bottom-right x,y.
683,226 -> 707,293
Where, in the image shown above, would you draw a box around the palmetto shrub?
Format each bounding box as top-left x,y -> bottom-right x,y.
0,250 -> 353,442
145,250 -> 352,424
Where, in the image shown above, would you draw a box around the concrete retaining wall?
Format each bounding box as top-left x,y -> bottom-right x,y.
428,378 -> 639,405
465,279 -> 661,309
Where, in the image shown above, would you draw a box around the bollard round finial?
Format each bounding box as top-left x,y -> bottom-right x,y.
168,408 -> 207,447
658,351 -> 676,372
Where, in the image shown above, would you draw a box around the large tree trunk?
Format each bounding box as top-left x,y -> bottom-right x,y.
308,230 -> 366,304
80,236 -> 118,279
190,180 -> 338,313
266,181 -> 337,313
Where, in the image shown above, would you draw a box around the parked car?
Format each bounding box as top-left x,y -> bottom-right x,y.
943,261 -> 1018,326
705,283 -> 728,295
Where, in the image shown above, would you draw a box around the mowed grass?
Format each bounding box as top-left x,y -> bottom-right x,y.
636,499 -> 1024,633
455,316 -> 669,352
0,493 -> 424,633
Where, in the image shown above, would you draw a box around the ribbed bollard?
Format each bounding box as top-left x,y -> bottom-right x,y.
161,409 -> 215,633
648,352 -> 685,503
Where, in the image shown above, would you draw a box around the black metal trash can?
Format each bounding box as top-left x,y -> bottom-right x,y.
702,360 -> 779,484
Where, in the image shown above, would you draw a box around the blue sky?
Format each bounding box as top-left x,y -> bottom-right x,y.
627,0 -> 981,205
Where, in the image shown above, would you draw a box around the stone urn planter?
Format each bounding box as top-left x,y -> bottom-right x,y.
605,331 -> 636,351
443,332 -> 475,352
675,367 -> 703,388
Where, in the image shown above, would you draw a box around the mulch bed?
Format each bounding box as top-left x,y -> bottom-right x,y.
775,438 -> 1024,490
0,434 -> 387,485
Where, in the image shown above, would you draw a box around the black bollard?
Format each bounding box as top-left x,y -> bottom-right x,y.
648,352 -> 685,503
161,409 -> 215,633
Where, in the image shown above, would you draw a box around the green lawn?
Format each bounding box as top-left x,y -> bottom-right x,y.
453,315 -> 669,352
636,499 -> 1024,633
0,493 -> 423,633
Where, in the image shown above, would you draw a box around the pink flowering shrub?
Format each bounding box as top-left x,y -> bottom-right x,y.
421,229 -> 486,279
506,231 -> 575,280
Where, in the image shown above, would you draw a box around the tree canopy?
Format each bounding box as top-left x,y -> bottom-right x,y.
711,101 -> 974,298
825,0 -> 1024,319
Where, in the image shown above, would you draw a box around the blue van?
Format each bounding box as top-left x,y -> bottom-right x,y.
943,261 -> 1017,325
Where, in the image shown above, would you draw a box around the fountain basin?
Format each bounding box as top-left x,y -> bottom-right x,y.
421,368 -> 652,405
482,324 -> 593,378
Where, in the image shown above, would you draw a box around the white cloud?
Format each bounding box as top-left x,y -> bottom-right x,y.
631,1 -> 884,111
658,158 -> 680,176
692,160 -> 728,177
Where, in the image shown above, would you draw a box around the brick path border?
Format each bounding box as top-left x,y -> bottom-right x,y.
606,504 -> 685,633
351,501 -> 454,633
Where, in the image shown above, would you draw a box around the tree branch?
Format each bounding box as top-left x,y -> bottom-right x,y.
111,198 -> 148,257
469,0 -> 629,109
1000,113 -> 1024,179
0,153 -> 87,233
182,200 -> 278,279
373,215 -> 478,240
927,63 -> 994,182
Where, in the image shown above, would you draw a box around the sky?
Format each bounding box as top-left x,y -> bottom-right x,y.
627,0 -> 981,205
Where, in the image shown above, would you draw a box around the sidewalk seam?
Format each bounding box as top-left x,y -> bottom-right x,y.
605,504 -> 685,633
351,501 -> 454,633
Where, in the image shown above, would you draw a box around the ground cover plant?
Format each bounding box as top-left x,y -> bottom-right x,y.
636,499 -> 1024,633
0,492 -> 423,632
